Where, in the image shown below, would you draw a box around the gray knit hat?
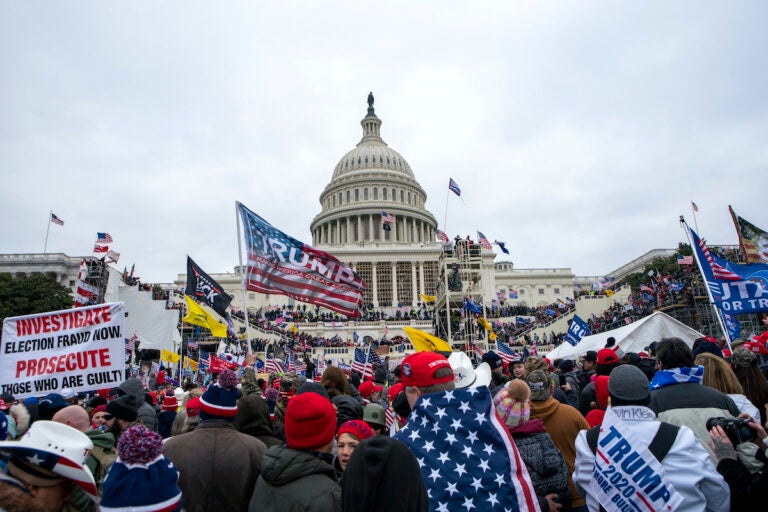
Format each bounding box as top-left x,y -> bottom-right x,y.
608,365 -> 649,403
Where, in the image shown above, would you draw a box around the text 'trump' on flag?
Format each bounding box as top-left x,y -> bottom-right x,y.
237,202 -> 365,318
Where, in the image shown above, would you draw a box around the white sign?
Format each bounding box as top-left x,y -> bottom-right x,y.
1,303 -> 126,399
591,407 -> 683,512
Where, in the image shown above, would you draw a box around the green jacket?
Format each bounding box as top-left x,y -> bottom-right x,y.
249,445 -> 341,512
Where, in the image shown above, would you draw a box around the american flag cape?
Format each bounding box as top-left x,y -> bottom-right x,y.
237,202 -> 365,318
394,387 -> 540,512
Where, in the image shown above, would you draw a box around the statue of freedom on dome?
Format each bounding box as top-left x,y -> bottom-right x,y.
367,91 -> 374,108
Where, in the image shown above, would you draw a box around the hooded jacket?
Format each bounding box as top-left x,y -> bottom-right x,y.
118,378 -> 158,431
341,436 -> 429,512
249,445 -> 341,512
530,396 -> 589,509
509,419 -> 570,511
234,394 -> 282,448
85,429 -> 116,491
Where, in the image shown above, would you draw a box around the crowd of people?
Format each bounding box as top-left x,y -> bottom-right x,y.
2,313 -> 768,511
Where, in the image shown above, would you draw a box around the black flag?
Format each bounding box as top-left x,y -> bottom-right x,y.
186,257 -> 232,318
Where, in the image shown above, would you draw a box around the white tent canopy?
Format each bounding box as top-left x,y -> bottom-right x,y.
547,311 -> 705,361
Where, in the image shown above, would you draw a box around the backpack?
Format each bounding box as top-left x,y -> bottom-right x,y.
585,422 -> 679,512
88,443 -> 118,491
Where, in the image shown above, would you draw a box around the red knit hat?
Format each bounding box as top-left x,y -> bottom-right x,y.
285,392 -> 337,451
161,393 -> 178,412
336,419 -> 374,441
400,352 -> 453,387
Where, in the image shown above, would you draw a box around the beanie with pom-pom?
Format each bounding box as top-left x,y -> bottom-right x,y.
199,369 -> 240,420
100,424 -> 182,511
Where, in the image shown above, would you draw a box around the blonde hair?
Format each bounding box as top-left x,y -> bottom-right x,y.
695,353 -> 743,394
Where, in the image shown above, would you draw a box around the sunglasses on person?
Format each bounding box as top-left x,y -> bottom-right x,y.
103,413 -> 115,421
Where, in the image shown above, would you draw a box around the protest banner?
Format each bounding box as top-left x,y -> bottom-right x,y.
1,303 -> 125,399
564,315 -> 591,346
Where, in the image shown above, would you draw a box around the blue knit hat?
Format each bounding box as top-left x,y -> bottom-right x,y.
199,369 -> 239,420
100,424 -> 182,512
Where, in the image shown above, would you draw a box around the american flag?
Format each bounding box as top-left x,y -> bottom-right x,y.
435,229 -> 450,243
695,233 -> 743,281
470,342 -> 485,358
384,406 -> 395,430
125,335 -> 137,352
285,353 -> 295,372
477,231 -> 493,250
530,338 -> 538,356
381,211 -> 396,224
676,254 -> 693,266
50,212 -> 64,226
93,245 -> 109,253
351,347 -> 372,377
394,387 -> 540,511
238,202 -> 365,318
96,232 -> 114,243
265,358 -> 285,375
74,279 -> 99,306
496,340 -> 520,363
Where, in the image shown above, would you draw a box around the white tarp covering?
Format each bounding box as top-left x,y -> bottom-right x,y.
547,311 -> 704,361
105,268 -> 180,353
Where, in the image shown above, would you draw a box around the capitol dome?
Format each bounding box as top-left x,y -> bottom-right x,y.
311,93 -> 438,246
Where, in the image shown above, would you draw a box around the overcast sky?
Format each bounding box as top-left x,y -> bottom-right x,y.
2,1 -> 766,283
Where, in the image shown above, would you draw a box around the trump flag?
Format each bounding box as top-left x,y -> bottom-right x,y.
237,202 -> 365,318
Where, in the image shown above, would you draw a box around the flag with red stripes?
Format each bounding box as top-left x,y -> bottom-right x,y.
238,202 -> 364,318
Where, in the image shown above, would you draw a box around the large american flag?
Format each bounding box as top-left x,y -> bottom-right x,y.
470,342 -> 485,358
351,347 -> 372,377
96,232 -> 114,243
496,340 -> 520,363
265,358 -> 285,375
435,229 -> 450,243
50,212 -> 64,226
477,231 -> 493,250
238,202 -> 365,318
394,387 -> 540,511
381,211 -> 396,224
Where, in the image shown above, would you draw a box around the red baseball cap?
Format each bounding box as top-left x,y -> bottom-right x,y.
400,352 -> 453,387
387,382 -> 405,402
597,348 -> 619,365
358,381 -> 383,399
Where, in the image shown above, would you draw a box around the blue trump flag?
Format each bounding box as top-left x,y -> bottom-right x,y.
564,315 -> 591,346
688,225 -> 768,314
394,387 -> 540,511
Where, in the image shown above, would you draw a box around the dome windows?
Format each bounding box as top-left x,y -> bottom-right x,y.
383,188 -> 387,200
373,188 -> 378,200
346,190 -> 350,203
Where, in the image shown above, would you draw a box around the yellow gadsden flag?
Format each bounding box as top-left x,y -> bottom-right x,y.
160,349 -> 180,364
183,295 -> 228,338
419,293 -> 436,303
403,326 -> 452,353
185,358 -> 199,372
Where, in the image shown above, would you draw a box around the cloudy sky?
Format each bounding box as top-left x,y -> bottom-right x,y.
2,1 -> 766,283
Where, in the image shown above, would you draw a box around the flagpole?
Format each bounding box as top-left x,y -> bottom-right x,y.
691,201 -> 699,234
680,217 -> 731,345
43,211 -> 52,254
443,185 -> 450,237
235,202 -> 254,355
